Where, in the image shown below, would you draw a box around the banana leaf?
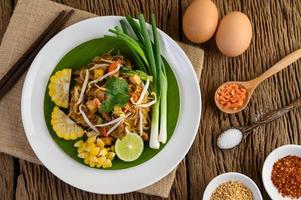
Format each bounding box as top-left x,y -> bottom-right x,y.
44,37 -> 180,170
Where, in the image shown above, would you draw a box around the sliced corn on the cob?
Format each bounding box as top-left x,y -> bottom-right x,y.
48,69 -> 71,108
51,106 -> 84,140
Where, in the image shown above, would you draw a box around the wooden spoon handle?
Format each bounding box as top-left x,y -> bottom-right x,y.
242,97 -> 301,137
251,48 -> 301,85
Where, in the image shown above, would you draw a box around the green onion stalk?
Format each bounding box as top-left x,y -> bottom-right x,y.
158,63 -> 168,143
108,14 -> 168,149
150,14 -> 168,144
138,14 -> 160,149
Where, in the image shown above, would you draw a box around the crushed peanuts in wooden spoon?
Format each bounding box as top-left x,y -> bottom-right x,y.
215,48 -> 301,114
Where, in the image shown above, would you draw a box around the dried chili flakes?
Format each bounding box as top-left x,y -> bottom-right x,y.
271,155 -> 301,198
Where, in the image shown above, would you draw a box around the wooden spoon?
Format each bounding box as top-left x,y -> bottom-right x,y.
217,97 -> 301,150
215,48 -> 301,114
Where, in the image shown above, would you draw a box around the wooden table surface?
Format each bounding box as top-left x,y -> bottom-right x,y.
1,0 -> 301,199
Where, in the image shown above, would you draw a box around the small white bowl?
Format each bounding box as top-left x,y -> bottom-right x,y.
262,144 -> 301,200
203,172 -> 263,200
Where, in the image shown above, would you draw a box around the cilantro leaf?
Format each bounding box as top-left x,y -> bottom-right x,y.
99,97 -> 113,113
115,93 -> 130,106
99,77 -> 130,113
106,76 -> 129,95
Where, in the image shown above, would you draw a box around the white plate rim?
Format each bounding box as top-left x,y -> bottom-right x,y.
21,16 -> 201,194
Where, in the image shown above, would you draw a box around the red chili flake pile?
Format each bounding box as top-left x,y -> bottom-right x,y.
271,155 -> 301,198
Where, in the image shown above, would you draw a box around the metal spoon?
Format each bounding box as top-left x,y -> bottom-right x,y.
217,97 -> 301,150
215,48 -> 301,114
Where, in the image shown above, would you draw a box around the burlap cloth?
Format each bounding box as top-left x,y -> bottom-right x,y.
0,0 -> 204,198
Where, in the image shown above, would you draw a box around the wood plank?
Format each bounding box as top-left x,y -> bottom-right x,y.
54,0 -> 180,39
15,175 -> 29,200
0,0 -> 14,42
19,159 -> 187,200
181,0 -> 301,199
14,0 -> 185,199
0,153 -> 15,200
0,1 -> 16,200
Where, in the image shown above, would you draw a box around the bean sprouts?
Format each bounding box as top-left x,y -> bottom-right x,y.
105,119 -> 124,136
75,69 -> 89,105
95,113 -> 131,127
100,58 -> 114,64
139,93 -> 157,108
88,63 -> 109,71
88,64 -> 121,88
79,104 -> 100,134
139,109 -> 143,136
131,77 -> 150,105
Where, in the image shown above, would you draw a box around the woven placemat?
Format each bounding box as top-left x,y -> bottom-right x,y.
0,0 -> 204,198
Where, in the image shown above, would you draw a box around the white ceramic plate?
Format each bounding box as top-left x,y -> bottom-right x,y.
21,16 -> 201,194
203,172 -> 262,200
262,144 -> 301,200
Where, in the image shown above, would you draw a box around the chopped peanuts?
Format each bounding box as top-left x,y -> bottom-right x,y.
216,83 -> 247,110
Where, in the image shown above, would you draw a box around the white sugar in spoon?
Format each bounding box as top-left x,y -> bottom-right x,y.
217,97 -> 301,150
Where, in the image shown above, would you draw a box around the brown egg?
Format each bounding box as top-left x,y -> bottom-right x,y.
182,0 -> 219,43
215,11 -> 253,57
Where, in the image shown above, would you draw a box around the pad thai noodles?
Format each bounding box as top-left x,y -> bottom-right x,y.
49,52 -> 156,168
70,52 -> 154,140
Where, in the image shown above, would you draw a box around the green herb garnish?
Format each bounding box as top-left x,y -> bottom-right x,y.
99,77 -> 130,112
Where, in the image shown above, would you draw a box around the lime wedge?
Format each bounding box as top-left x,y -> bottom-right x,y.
115,133 -> 144,162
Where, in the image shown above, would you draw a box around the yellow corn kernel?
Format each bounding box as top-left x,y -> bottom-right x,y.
77,146 -> 85,153
99,148 -> 108,156
70,133 -> 77,139
106,152 -> 115,160
103,159 -> 112,168
96,138 -> 105,148
110,145 -> 115,152
74,135 -> 115,168
89,162 -> 96,168
48,69 -> 71,108
86,100 -> 97,113
96,156 -> 105,168
98,156 -> 106,164
90,147 -> 100,156
84,158 -> 89,164
51,106 -> 84,140
113,105 -> 123,116
78,152 -> 88,159
95,160 -> 101,168
87,142 -> 96,151
89,155 -> 98,163
74,140 -> 84,148
87,136 -> 97,144
94,68 -> 104,79
129,75 -> 141,85
66,134 -> 72,140
83,143 -> 89,152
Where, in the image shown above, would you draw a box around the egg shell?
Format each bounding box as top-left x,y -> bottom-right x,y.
215,11 -> 253,57
182,0 -> 219,43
